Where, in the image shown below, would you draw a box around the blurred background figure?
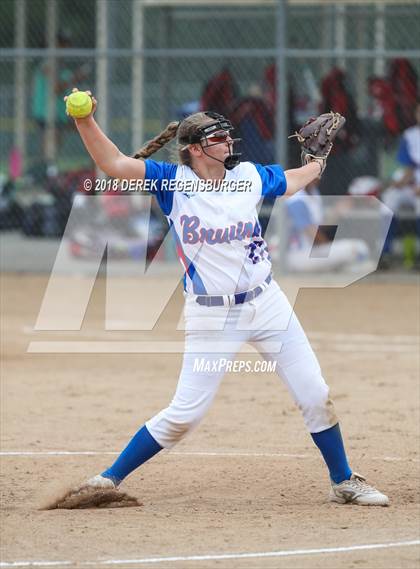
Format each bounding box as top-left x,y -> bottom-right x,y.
286,180 -> 369,273
31,30 -> 90,163
389,59 -> 418,133
1,1 -> 419,273
264,63 -> 299,165
320,68 -> 361,151
230,82 -> 275,164
69,192 -> 166,262
200,67 -> 237,119
368,58 -> 418,146
318,68 -> 362,195
380,101 -> 420,268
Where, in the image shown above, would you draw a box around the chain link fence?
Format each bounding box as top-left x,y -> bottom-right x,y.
0,1 -> 419,270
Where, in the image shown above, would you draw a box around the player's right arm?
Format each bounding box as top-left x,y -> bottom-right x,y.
75,115 -> 146,181
66,89 -> 146,181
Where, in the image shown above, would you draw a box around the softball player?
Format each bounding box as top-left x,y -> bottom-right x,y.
286,181 -> 370,272
381,102 -> 420,225
65,89 -> 388,507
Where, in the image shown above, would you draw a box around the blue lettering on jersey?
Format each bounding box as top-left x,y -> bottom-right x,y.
180,215 -> 257,245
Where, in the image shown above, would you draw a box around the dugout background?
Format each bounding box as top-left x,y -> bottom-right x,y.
0,0 -> 419,269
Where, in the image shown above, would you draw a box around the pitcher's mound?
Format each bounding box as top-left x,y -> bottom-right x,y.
42,484 -> 141,510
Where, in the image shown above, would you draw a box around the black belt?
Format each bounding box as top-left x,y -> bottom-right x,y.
196,274 -> 272,307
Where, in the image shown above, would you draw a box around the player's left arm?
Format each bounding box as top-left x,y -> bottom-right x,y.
255,160 -> 323,199
284,161 -> 323,196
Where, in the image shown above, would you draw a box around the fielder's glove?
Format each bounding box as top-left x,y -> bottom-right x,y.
289,111 -> 346,175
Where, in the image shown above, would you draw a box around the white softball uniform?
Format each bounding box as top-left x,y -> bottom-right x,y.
143,160 -> 338,447
382,125 -> 420,216
144,160 -> 280,294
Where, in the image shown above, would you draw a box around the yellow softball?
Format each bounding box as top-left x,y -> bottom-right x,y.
66,91 -> 93,119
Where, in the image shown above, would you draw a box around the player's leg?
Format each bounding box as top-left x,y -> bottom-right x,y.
100,327 -> 245,486
146,344 -> 240,448
250,281 -> 388,505
253,315 -> 352,483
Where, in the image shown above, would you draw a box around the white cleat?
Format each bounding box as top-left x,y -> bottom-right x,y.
329,473 -> 389,506
84,474 -> 117,490
45,474 -> 140,509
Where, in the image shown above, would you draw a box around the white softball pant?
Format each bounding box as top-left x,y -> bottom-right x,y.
146,279 -> 337,448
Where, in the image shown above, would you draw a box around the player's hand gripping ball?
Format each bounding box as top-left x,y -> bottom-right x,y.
65,89 -> 93,119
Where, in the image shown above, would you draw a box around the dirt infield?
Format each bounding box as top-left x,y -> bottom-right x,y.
1,273 -> 419,568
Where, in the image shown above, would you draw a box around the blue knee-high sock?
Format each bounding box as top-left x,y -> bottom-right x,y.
311,423 -> 352,484
102,425 -> 162,485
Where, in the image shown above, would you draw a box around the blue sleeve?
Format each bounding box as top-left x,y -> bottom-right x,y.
254,163 -> 287,198
397,136 -> 415,168
144,159 -> 178,216
287,200 -> 313,231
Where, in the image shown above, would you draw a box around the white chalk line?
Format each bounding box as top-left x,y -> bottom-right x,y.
23,327 -> 419,343
23,327 -> 419,354
0,540 -> 419,567
309,332 -> 419,344
1,450 -> 418,462
26,341 -> 418,354
312,343 -> 416,353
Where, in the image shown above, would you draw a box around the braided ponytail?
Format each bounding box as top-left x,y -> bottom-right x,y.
132,112 -> 213,166
133,121 -> 179,159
